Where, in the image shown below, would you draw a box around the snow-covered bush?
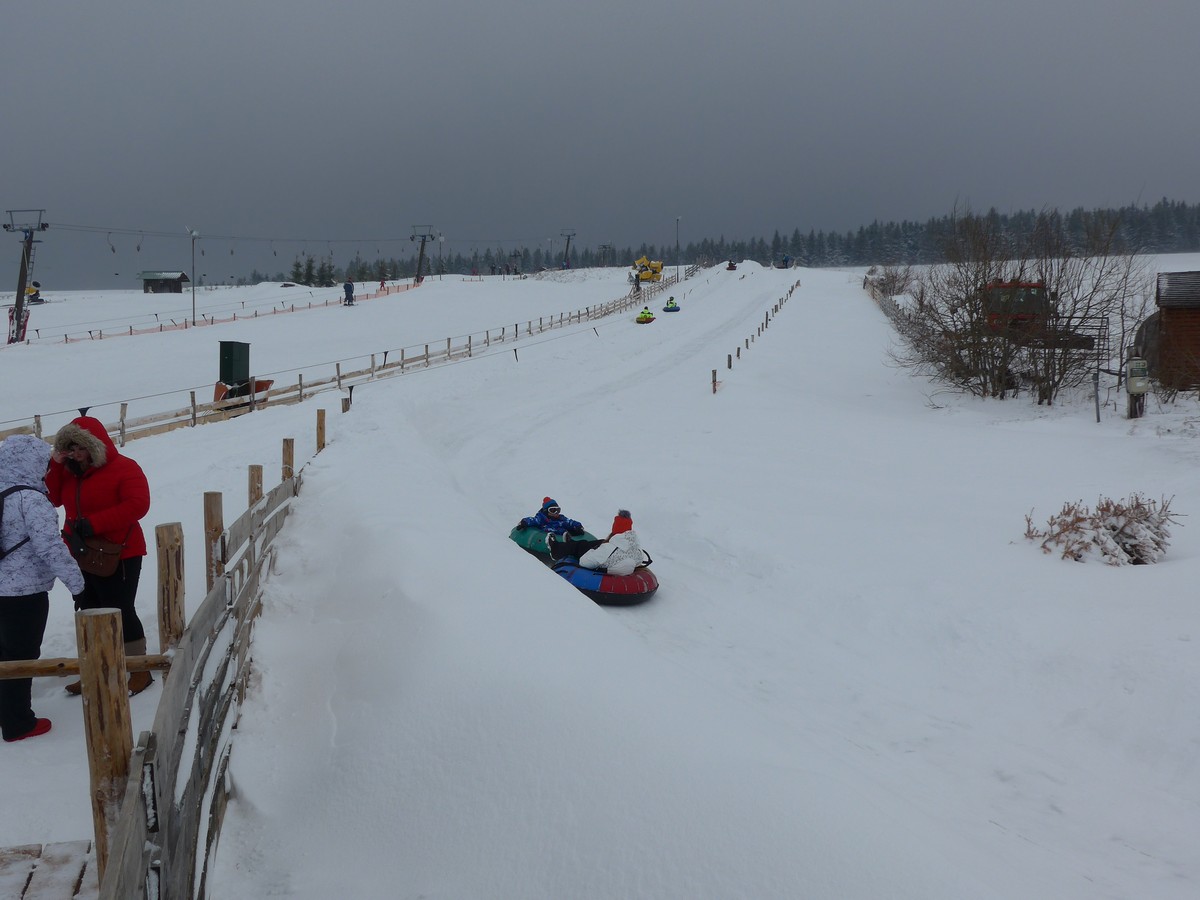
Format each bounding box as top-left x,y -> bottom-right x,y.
1024,495 -> 1180,565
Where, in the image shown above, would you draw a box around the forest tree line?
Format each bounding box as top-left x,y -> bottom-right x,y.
243,198 -> 1200,286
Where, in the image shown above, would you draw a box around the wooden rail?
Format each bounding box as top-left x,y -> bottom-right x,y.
0,419 -> 325,899
97,462 -> 300,898
0,283 -> 657,445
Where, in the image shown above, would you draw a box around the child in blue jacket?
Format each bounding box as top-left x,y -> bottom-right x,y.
518,497 -> 585,536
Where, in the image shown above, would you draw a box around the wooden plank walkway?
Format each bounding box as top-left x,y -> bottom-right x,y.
0,842 -> 98,900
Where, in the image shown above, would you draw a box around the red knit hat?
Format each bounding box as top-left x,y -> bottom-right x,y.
610,509 -> 633,535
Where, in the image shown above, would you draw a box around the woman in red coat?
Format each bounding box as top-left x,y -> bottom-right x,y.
46,415 -> 153,695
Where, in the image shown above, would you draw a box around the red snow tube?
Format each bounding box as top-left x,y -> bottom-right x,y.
550,560 -> 659,606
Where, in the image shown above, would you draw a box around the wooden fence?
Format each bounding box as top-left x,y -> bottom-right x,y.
0,277 -> 670,446
95,437 -> 308,899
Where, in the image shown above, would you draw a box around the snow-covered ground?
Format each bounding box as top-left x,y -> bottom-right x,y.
2,258 -> 1199,898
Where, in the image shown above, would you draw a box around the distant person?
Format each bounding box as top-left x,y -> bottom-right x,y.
0,435 -> 85,742
517,498 -> 586,537
378,277 -> 386,292
47,416 -> 154,696
343,278 -> 355,306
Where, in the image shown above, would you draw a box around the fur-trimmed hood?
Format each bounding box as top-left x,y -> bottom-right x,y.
45,415 -> 149,559
52,416 -> 115,467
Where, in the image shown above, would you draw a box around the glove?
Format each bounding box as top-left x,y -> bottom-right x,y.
569,524 -> 584,535
75,518 -> 94,539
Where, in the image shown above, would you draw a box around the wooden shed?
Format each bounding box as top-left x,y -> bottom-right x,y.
136,271 -> 190,294
1137,271 -> 1200,389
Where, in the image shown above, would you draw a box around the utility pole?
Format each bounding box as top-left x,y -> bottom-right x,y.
410,226 -> 436,284
4,210 -> 49,344
560,229 -> 575,269
186,228 -> 200,325
598,243 -> 613,268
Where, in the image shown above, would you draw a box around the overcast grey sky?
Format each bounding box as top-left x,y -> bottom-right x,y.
4,0 -> 1197,288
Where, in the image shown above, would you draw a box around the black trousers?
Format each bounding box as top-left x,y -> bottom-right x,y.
0,592 -> 49,740
76,556 -> 146,644
550,537 -> 604,561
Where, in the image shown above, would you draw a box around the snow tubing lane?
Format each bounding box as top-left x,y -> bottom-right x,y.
509,526 -> 658,606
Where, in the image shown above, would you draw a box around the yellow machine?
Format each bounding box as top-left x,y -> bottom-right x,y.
630,256 -> 664,283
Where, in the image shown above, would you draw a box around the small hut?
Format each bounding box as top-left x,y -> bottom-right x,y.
1135,271 -> 1200,389
136,271 -> 190,294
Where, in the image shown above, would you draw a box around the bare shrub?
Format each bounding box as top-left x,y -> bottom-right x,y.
1024,495 -> 1180,565
891,205 -> 1150,404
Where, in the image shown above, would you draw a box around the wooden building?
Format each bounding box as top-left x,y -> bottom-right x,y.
1136,271 -> 1200,389
136,271 -> 190,294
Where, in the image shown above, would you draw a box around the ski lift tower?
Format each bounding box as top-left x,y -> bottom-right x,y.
410,226 -> 436,285
560,229 -> 575,269
4,209 -> 50,344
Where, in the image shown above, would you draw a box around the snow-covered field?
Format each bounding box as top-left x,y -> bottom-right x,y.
2,258 -> 1199,898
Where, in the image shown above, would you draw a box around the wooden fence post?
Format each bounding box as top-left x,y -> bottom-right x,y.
317,408 -> 327,449
156,523 -> 185,655
204,492 -> 224,593
282,438 -> 295,482
248,464 -> 263,506
76,608 -> 132,884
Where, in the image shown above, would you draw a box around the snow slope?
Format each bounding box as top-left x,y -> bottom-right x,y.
2,259 -> 1198,898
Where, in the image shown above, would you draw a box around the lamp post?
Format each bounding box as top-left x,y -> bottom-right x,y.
675,215 -> 681,282
186,228 -> 200,325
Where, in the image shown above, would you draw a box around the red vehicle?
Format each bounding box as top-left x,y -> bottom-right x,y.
982,280 -> 1052,335
981,280 -> 1096,350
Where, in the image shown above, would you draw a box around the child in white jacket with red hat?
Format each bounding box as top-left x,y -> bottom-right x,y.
578,510 -> 646,576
